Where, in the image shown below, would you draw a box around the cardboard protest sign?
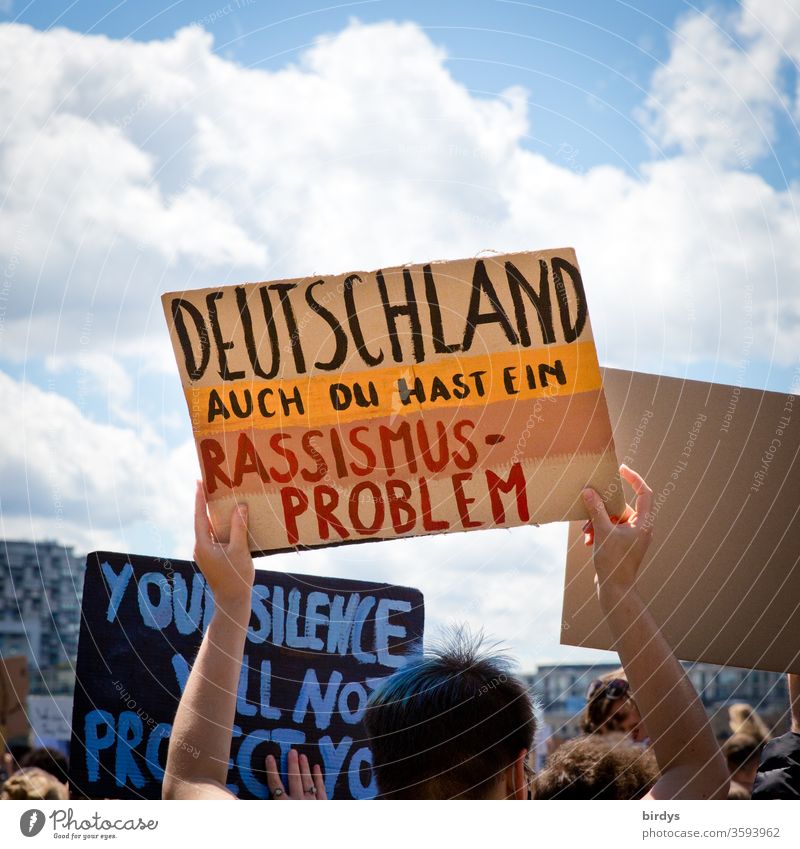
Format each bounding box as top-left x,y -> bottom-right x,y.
562,368 -> 800,674
162,248 -> 624,554
0,654 -> 29,745
69,552 -> 424,800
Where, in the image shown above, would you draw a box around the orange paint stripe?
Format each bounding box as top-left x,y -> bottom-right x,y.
185,341 -> 602,435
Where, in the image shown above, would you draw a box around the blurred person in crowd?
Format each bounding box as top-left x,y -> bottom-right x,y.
752,673 -> 800,799
581,669 -> 644,743
1,766 -> 68,800
368,465 -> 727,800
722,734 -> 763,798
534,733 -> 657,799
162,485 -> 326,801
728,702 -> 770,744
20,746 -> 70,787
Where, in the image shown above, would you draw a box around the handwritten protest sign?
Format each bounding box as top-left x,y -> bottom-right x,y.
162,248 -> 624,553
562,368 -> 800,674
28,695 -> 73,750
69,552 -> 424,799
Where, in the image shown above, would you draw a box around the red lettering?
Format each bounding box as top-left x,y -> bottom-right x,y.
280,487 -> 308,545
452,472 -> 481,528
348,426 -> 377,476
300,430 -> 327,483
232,433 -> 269,487
314,485 -> 349,540
452,419 -> 478,469
419,477 -> 449,532
200,438 -> 232,494
486,463 -> 529,524
269,432 -> 299,483
349,481 -> 385,535
386,480 -> 416,533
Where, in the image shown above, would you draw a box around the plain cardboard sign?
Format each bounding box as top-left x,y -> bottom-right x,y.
0,654 -> 29,744
562,369 -> 800,674
162,248 -> 624,554
69,552 -> 424,800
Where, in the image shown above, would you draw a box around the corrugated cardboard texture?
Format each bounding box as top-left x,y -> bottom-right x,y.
562,368 -> 800,674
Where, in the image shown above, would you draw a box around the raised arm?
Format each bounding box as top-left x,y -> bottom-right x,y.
582,465 -> 727,800
162,483 -> 254,800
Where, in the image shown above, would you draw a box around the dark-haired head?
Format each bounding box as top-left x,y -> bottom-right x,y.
364,627 -> 535,799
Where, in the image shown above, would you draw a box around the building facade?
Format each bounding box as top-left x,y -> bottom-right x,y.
0,540 -> 84,695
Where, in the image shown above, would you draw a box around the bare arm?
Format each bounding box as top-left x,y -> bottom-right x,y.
583,465 -> 728,801
162,484 -> 254,800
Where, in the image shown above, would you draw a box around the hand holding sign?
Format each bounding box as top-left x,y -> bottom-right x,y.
266,750 -> 327,800
581,465 -> 654,598
194,481 -> 254,607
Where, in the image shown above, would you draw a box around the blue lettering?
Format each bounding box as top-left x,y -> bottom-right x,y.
375,598 -> 412,668
101,561 -> 133,623
137,572 -> 172,630
84,710 -> 116,782
115,711 -> 145,788
292,668 -> 343,730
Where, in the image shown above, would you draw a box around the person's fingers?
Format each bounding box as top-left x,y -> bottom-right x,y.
287,747 -> 303,798
194,481 -> 213,547
619,465 -> 653,529
299,753 -> 318,799
228,503 -> 249,552
265,754 -> 287,800
312,764 -> 327,800
581,488 -> 613,537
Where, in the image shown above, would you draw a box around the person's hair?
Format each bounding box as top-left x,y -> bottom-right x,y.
722,733 -> 764,775
363,628 -> 536,799
728,703 -> 770,744
1,766 -> 68,800
581,668 -> 636,734
20,747 -> 69,785
534,733 -> 658,800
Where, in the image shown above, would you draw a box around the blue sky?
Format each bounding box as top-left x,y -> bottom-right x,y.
8,0 -> 799,186
1,0 -> 799,667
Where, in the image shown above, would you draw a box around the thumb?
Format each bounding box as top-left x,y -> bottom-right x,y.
581,488 -> 613,537
228,502 -> 250,552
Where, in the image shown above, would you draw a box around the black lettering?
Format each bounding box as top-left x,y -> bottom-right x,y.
551,256 -> 587,343
505,259 -> 555,346
270,283 -> 306,373
235,287 -> 273,379
171,298 -> 211,382
423,264 -> 460,353
343,274 -> 383,366
376,269 -> 425,363
305,280 -> 348,370
462,260 -> 519,351
206,291 -> 245,381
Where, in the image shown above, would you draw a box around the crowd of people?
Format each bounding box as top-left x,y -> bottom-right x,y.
3,464 -> 799,801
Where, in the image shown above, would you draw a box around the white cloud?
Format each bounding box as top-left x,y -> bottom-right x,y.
0,17 -> 796,372
638,6 -> 786,166
0,13 -> 798,667
0,369 -> 197,556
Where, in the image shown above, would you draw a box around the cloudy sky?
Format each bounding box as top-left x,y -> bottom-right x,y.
1,0 -> 798,670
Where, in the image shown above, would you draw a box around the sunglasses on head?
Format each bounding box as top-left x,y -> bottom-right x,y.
587,678 -> 629,701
